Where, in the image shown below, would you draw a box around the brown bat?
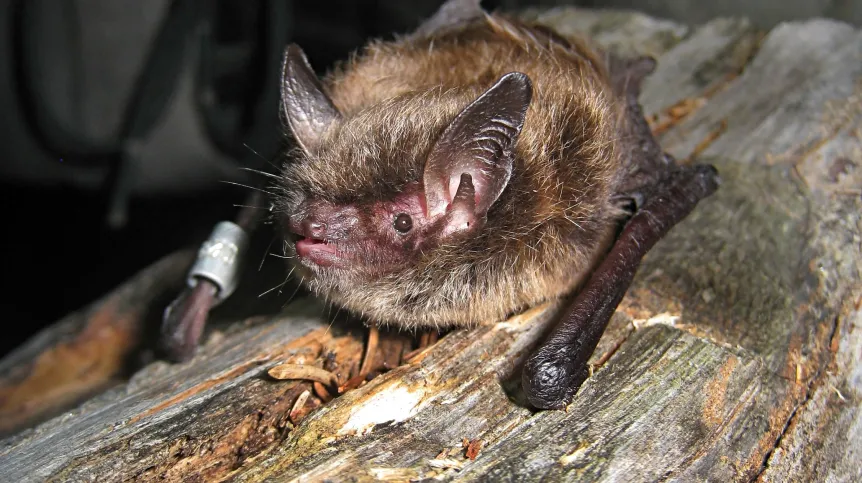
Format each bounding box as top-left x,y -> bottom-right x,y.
164,0 -> 719,410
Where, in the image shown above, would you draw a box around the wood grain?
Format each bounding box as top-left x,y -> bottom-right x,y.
1,7 -> 860,482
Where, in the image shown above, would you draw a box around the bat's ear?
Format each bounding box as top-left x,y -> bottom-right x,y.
423,72 -> 532,237
411,0 -> 484,39
281,44 -> 341,153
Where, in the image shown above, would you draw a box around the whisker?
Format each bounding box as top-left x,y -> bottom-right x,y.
243,142 -> 281,170
327,305 -> 344,336
322,292 -> 334,337
261,266 -> 293,299
243,142 -> 266,160
239,167 -> 280,179
324,310 -> 337,337
327,305 -> 338,331
283,276 -> 305,307
220,180 -> 276,196
258,235 -> 276,271
268,253 -> 293,259
259,279 -> 288,298
282,267 -> 297,293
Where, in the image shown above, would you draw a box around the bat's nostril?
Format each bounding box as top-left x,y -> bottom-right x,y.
303,219 -> 327,239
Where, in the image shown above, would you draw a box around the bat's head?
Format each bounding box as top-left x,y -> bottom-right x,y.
274,44 -> 532,298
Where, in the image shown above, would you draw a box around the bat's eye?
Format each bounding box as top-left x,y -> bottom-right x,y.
393,213 -> 413,233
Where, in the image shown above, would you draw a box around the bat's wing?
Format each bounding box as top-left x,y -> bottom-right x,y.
411,0 -> 484,38
523,54 -> 721,409
607,55 -> 677,202
523,163 -> 719,409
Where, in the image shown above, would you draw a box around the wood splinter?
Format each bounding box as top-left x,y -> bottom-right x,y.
358,325 -> 380,378
268,363 -> 338,393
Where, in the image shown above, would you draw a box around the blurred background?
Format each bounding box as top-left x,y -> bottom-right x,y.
0,0 -> 858,357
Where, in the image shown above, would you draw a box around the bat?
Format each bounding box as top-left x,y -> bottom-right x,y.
163,0 -> 719,410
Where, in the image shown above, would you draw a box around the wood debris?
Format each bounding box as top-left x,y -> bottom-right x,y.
427,458 -> 466,471
268,363 -> 338,387
288,390 -> 312,423
649,97 -> 707,135
464,438 -> 484,460
684,119 -> 728,163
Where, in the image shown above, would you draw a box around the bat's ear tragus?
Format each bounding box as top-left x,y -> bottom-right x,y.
422,72 -> 533,238
440,173 -> 480,237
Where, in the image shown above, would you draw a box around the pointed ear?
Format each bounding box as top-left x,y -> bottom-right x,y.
423,72 -> 532,230
281,44 -> 341,153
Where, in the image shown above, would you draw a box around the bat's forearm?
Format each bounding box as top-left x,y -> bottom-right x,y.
522,164 -> 720,409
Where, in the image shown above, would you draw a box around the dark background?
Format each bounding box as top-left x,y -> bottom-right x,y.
0,0 -> 857,358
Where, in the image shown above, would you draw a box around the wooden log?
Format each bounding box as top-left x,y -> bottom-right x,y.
1,7 -> 860,482
0,250 -> 194,437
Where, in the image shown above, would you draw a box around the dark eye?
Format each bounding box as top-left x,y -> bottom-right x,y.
393,213 -> 413,233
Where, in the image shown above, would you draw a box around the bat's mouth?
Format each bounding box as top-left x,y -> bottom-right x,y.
295,237 -> 345,268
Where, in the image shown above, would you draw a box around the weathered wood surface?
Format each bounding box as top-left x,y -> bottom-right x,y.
0,250 -> 194,436
2,7 -> 861,482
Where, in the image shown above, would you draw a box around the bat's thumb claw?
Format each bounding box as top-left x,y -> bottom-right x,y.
522,346 -> 589,410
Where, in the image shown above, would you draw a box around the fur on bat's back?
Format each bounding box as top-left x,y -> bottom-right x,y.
281,14 -> 629,329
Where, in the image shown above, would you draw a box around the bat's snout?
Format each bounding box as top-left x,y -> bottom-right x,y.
300,219 -> 328,240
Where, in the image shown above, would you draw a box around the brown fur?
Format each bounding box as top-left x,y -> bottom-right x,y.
275,14 -> 630,330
